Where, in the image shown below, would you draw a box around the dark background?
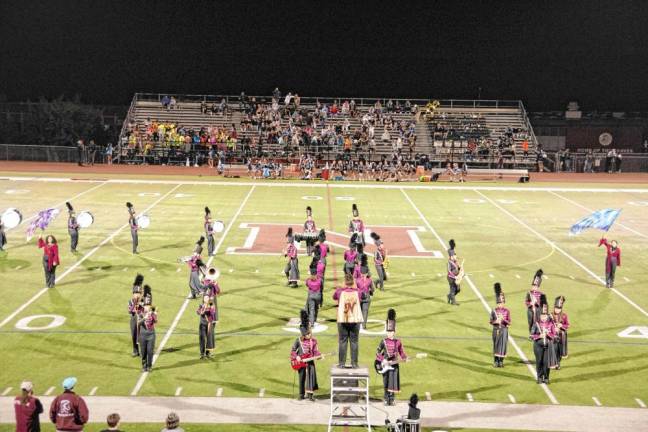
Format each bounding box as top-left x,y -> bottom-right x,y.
1,0 -> 647,111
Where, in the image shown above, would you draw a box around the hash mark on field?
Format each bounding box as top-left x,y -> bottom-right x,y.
45,386 -> 55,396
569,275 -> 575,280
14,266 -> 21,270
229,269 -> 234,273
488,273 -> 494,278
216,387 -> 223,397
635,398 -> 646,408
425,392 -> 431,401
411,272 -> 416,277
508,394 -> 516,404
175,387 -> 183,396
150,268 -> 156,272
592,396 -> 602,406
89,386 -> 98,396
515,274 -> 521,279
437,273 -> 442,277
259,388 -> 265,397
176,268 -> 181,272
466,393 -> 474,402
255,269 -> 259,273
1,387 -> 12,396
123,267 -> 128,272
542,275 -> 548,280
624,277 -> 631,282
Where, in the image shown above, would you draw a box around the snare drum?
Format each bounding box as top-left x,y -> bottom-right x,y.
137,214 -> 151,229
77,211 -> 94,228
1,208 -> 23,229
212,220 -> 225,233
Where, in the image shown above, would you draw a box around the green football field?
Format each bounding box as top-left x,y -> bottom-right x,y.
1,174 -> 647,409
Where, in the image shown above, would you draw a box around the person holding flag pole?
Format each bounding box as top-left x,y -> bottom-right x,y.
569,208 -> 621,288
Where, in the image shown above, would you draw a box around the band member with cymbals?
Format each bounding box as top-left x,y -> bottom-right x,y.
376,309 -> 408,406
139,302 -> 157,372
343,240 -> 358,277
197,294 -> 217,359
38,233 -> 59,288
304,206 -> 317,255
290,310 -> 320,401
489,283 -> 510,368
128,274 -> 145,357
371,232 -> 387,291
530,294 -> 558,384
305,260 -> 323,327
552,296 -> 570,369
356,255 -> 374,329
187,237 -> 206,299
204,207 -> 215,256
525,269 -> 544,332
348,204 -> 365,247
126,202 -> 138,254
446,254 -> 461,305
598,237 -> 621,288
333,274 -> 363,368
66,202 -> 80,253
284,228 -> 299,287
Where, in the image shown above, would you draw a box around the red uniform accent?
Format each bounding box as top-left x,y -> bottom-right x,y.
38,238 -> 59,270
599,238 -> 621,271
14,396 -> 43,432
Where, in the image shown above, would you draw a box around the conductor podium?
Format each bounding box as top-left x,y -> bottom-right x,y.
328,365 -> 371,431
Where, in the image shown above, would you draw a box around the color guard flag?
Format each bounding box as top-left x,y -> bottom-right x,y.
26,208 -> 60,240
569,209 -> 621,236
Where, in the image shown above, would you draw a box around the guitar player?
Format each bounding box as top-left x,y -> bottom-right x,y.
376,309 -> 408,406
290,309 -> 320,401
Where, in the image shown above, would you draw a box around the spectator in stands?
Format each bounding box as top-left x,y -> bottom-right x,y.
76,139 -> 85,166
564,149 -> 572,172
583,149 -> 593,173
522,139 -> 529,157
161,412 -> 184,432
200,100 -> 207,115
100,413 -> 123,432
161,95 -> 170,109
49,377 -> 89,432
14,381 -> 43,432
535,145 -> 545,172
273,87 -> 281,100
615,152 -> 623,173
169,96 -> 177,110
106,142 -> 113,165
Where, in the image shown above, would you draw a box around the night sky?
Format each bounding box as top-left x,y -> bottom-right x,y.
1,0 -> 647,111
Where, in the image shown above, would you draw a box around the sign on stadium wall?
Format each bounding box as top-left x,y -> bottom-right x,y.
226,223 -> 443,258
565,125 -> 643,151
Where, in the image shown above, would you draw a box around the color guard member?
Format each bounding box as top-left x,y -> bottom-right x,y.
598,237 -> 621,288
284,227 -> 299,287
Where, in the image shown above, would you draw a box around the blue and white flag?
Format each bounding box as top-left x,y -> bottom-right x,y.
569,209 -> 621,236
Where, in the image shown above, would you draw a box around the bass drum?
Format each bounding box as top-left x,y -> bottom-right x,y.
1,208 -> 23,229
212,220 -> 225,233
137,214 -> 151,229
77,211 -> 94,228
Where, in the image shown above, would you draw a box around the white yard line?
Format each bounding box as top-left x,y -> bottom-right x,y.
130,185 -> 256,396
45,386 -> 55,396
1,387 -> 12,396
259,388 -> 265,398
4,175 -> 648,193
592,397 -> 602,407
636,398 -> 646,408
0,184 -> 183,329
474,190 -> 648,319
89,387 -> 98,396
466,393 -> 474,402
425,391 -> 431,401
401,188 -> 560,405
508,394 -> 516,404
175,387 -> 183,396
549,191 -> 648,240
216,387 -> 223,397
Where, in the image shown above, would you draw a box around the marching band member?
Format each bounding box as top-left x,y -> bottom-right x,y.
139,302 -> 158,372
356,256 -> 374,329
489,283 -> 510,368
371,232 -> 387,291
143,283 -> 153,306
127,202 -> 138,254
0,218 -> 6,251
317,229 -> 329,267
343,240 -> 358,277
598,237 -> 621,288
303,206 -> 317,255
525,269 -> 544,332
38,233 -> 59,288
448,239 -> 457,258
348,204 -> 365,247
552,296 -> 570,369
290,310 -> 320,401
202,267 -> 222,298
305,261 -> 323,327
530,294 -> 558,384
197,294 -> 217,359
376,309 -> 408,406
446,254 -> 461,305
187,237 -> 206,299
204,207 -> 215,256
66,202 -> 79,253
333,274 -> 363,368
128,274 -> 145,356
284,228 -> 299,287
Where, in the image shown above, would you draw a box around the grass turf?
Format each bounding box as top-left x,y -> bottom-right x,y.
0,176 -> 647,409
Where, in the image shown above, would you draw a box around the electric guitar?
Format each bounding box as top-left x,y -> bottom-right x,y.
374,352 -> 427,374
291,351 -> 336,370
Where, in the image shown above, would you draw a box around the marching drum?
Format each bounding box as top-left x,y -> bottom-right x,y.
212,220 -> 225,233
1,208 -> 23,229
137,214 -> 151,229
77,211 -> 94,228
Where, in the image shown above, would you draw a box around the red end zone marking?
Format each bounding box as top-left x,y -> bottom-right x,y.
226,223 -> 443,258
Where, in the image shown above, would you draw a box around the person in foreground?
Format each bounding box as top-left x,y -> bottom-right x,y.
14,381 -> 43,432
99,413 -> 123,432
49,377 -> 89,432
161,412 -> 184,432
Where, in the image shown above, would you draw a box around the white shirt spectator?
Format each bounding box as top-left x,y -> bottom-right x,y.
381,130 -> 390,142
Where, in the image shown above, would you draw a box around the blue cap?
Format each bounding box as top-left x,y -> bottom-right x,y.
62,377 -> 77,390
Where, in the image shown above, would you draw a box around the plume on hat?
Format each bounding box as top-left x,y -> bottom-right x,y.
65,202 -> 74,212
494,282 -> 502,297
197,236 -> 205,246
449,239 -> 456,249
370,232 -> 381,241
133,274 -> 144,286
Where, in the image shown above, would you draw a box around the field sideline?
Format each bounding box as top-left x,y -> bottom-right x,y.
1,172 -> 647,416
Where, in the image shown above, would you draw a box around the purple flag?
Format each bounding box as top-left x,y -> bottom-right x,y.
26,208 -> 60,240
